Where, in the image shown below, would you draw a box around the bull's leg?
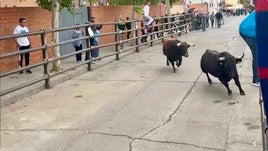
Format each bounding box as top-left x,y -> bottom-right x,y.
169,59 -> 176,73
205,73 -> 212,85
219,78 -> 232,96
176,60 -> 181,67
176,57 -> 182,67
171,62 -> 176,73
166,57 -> 169,66
234,77 -> 245,95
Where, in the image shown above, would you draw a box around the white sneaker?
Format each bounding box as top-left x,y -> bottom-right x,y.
252,82 -> 260,87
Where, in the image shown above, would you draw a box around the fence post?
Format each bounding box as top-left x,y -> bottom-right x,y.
161,17 -> 164,42
135,22 -> 139,52
150,33 -> 153,47
114,21 -> 120,60
40,30 -> 50,89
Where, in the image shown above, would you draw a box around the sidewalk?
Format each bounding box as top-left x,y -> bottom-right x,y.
0,40 -> 159,107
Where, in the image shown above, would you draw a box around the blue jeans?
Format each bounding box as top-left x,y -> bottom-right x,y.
74,44 -> 82,62
91,42 -> 99,58
240,33 -> 259,83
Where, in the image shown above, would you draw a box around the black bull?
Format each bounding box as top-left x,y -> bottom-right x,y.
200,49 -> 245,96
163,38 -> 195,72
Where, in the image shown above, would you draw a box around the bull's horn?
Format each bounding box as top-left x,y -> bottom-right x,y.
177,43 -> 182,47
219,57 -> 225,61
187,43 -> 195,46
237,53 -> 245,59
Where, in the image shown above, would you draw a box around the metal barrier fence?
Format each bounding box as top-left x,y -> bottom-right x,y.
0,14 -> 192,97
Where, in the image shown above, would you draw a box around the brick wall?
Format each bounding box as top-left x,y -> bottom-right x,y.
0,7 -> 53,73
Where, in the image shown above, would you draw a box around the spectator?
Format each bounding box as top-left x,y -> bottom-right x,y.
140,20 -> 147,43
153,16 -> 160,38
125,17 -> 131,40
13,18 -> 32,74
239,4 -> 259,86
142,0 -> 154,34
72,25 -> 83,63
91,26 -> 101,59
210,12 -> 215,27
117,15 -> 126,49
85,15 -> 102,61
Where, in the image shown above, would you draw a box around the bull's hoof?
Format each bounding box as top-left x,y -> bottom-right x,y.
228,91 -> 232,96
208,81 -> 212,85
176,62 -> 181,67
173,69 -> 176,73
240,91 -> 245,95
166,60 -> 170,66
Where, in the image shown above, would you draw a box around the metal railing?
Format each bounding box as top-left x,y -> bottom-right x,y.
0,14 -> 192,97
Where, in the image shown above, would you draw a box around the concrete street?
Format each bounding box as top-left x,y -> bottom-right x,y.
1,16 -> 263,151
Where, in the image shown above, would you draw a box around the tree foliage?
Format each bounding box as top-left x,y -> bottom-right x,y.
35,0 -> 73,12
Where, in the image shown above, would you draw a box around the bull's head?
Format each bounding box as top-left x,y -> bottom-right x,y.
218,53 -> 245,65
177,42 -> 195,57
218,52 -> 243,80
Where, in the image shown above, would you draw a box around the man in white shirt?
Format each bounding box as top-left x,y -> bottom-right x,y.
142,0 -> 154,34
13,18 -> 32,74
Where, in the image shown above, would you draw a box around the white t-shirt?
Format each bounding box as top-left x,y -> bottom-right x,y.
13,25 -> 30,46
143,5 -> 150,16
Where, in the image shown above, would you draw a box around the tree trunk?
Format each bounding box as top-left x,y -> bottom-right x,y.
51,0 -> 61,72
165,0 -> 171,16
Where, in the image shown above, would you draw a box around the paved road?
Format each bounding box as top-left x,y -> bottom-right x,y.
1,16 -> 262,151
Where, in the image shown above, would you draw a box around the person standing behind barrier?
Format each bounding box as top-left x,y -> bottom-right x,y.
142,0 -> 154,34
153,16 -> 160,38
117,15 -> 126,49
239,5 -> 259,86
72,25 -> 83,63
85,16 -> 102,61
125,17 -> 131,40
140,21 -> 148,43
13,18 -> 32,74
210,12 -> 215,27
91,26 -> 100,59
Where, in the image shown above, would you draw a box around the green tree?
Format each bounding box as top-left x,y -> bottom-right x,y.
36,0 -> 73,12
35,0 -> 75,72
240,0 -> 250,7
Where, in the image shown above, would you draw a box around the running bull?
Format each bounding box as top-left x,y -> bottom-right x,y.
163,38 -> 195,72
200,49 -> 245,96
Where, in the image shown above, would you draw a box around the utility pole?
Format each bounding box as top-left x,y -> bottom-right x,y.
51,0 -> 61,72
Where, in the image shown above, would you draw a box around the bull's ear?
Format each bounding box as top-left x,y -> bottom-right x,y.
177,43 -> 182,47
